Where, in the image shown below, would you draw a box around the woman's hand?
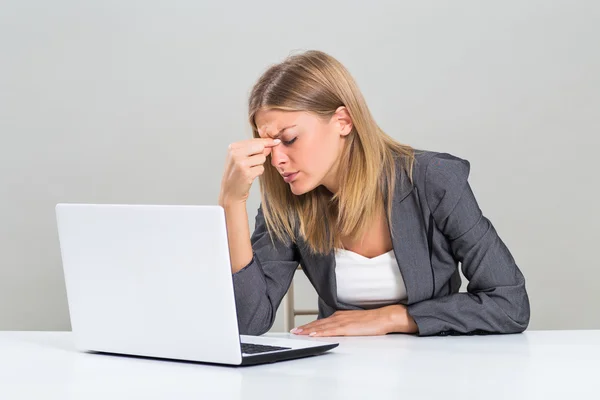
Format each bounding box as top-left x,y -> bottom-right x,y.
290,305 -> 419,337
219,137 -> 280,206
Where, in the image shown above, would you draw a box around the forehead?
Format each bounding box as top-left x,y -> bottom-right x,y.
255,109 -> 306,136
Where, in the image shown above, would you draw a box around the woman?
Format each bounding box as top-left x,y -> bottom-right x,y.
219,50 -> 530,337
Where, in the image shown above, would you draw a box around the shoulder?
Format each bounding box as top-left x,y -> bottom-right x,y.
410,149 -> 470,180
409,148 -> 472,217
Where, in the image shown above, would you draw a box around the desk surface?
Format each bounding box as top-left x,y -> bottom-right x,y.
0,330 -> 599,399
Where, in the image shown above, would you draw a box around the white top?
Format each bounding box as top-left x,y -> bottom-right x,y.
334,248 -> 408,308
1,331 -> 599,399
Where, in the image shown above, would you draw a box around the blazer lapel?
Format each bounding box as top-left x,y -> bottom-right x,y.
303,246 -> 351,310
387,173 -> 434,304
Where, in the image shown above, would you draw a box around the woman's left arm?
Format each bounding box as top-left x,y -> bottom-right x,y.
406,153 -> 531,336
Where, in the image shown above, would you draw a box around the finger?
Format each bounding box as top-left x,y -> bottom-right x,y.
262,138 -> 281,148
295,320 -> 328,332
247,164 -> 265,180
261,139 -> 280,158
244,153 -> 267,168
309,327 -> 346,337
308,328 -> 346,337
245,139 -> 280,156
292,319 -> 334,334
263,142 -> 281,157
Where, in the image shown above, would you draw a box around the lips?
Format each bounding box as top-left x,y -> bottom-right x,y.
283,172 -> 299,183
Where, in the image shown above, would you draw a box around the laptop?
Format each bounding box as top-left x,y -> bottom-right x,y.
55,203 -> 338,366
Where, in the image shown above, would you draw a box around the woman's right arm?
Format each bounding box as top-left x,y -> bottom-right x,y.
228,203 -> 300,335
219,137 -> 299,335
221,200 -> 253,274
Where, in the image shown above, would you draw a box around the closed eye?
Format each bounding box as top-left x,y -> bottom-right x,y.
282,137 -> 297,146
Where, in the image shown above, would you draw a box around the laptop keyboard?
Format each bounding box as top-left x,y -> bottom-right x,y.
241,343 -> 292,355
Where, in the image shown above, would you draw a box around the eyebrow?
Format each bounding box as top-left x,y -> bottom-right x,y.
266,125 -> 297,139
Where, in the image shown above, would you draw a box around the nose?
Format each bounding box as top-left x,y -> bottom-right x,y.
270,144 -> 289,169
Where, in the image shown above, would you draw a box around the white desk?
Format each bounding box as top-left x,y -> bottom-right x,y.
0,330 -> 598,399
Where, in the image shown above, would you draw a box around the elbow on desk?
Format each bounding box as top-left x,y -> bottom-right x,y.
236,307 -> 275,336
497,277 -> 531,334
475,278 -> 532,336
410,277 -> 531,337
238,322 -> 272,336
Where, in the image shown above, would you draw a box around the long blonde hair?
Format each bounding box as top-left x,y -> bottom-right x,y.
248,50 -> 416,255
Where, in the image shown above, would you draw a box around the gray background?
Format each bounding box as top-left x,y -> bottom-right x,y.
1,0 -> 598,332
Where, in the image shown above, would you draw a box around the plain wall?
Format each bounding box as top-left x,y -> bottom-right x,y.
1,0 -> 599,332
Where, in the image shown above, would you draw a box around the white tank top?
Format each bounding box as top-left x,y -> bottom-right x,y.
334,248 -> 408,308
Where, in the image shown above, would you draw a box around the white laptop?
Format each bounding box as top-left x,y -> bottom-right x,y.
55,203 -> 338,366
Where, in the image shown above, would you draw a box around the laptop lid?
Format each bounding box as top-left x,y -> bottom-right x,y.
55,203 -> 243,365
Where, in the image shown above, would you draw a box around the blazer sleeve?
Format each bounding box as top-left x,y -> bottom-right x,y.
231,203 -> 300,336
406,153 -> 531,336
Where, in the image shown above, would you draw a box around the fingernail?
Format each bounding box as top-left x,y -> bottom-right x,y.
273,139 -> 281,144
309,332 -> 317,336
290,328 -> 302,334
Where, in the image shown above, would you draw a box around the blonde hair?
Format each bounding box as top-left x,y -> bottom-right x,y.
248,50 -> 416,255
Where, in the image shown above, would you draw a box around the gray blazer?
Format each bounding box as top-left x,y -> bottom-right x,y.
232,150 -> 531,336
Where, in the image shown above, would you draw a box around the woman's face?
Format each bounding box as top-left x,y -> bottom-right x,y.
255,107 -> 352,195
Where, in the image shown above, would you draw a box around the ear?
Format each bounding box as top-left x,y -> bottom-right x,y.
333,106 -> 353,137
